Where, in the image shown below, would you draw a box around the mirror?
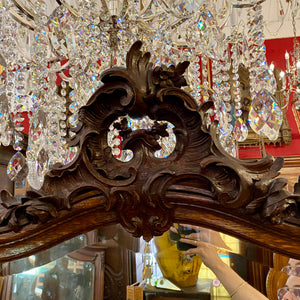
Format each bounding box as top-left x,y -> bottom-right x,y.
0,224 -> 292,300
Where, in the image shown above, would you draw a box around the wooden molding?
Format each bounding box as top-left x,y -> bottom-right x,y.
0,41 -> 300,262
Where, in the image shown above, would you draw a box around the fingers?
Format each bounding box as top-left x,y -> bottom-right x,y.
180,237 -> 200,246
169,226 -> 178,234
184,232 -> 200,239
180,224 -> 205,231
180,237 -> 217,251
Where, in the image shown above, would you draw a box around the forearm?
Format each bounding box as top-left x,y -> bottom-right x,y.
207,258 -> 269,300
179,235 -> 269,300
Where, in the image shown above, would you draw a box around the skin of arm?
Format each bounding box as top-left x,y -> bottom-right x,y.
180,236 -> 269,300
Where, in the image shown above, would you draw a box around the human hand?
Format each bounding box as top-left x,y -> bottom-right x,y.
170,224 -> 231,250
179,237 -> 221,270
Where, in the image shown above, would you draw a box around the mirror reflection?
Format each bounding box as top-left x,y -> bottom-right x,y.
0,224 -> 299,300
133,224 -> 299,300
11,256 -> 94,300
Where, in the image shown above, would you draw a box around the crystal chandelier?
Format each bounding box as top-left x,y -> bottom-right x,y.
283,2 -> 300,110
0,0 -> 283,189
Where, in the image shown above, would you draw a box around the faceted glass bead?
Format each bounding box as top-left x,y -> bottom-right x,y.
13,131 -> 24,151
27,160 -> 44,190
254,70 -> 276,94
108,115 -> 176,161
233,118 -> 248,142
7,151 -> 28,181
26,148 -> 49,190
172,0 -> 205,15
1,119 -> 14,146
65,147 -> 79,164
36,148 -> 49,178
248,89 -> 283,140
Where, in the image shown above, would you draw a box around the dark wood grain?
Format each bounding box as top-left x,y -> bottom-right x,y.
0,41 -> 300,262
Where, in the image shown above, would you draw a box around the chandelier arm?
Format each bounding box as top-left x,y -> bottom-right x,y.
8,8 -> 36,30
232,0 -> 266,8
217,0 -> 233,30
12,0 -> 35,20
139,0 -> 154,15
264,0 -> 290,36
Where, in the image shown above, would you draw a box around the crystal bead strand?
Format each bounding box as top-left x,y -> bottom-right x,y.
221,53 -> 237,157
12,62 -> 28,152
247,4 -> 275,98
231,43 -> 248,142
1,2 -> 20,148
0,3 -> 12,146
188,56 -> 201,103
26,109 -> 48,190
201,55 -> 211,103
212,56 -> 237,157
247,3 -> 282,141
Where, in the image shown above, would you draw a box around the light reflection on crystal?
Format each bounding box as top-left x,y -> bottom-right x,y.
13,131 -> 24,151
233,118 -> 248,142
1,119 -> 14,146
0,0 -> 280,183
248,89 -> 283,141
107,115 -> 176,162
65,147 -> 79,164
27,159 -> 44,191
7,152 -> 28,181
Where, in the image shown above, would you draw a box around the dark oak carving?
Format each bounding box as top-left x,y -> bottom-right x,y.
0,41 -> 300,262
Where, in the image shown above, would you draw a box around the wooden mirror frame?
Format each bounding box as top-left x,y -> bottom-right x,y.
1,41 -> 300,263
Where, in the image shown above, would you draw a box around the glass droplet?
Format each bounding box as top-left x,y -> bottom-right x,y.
248,89 -> 283,140
7,152 -> 28,181
233,118 -> 248,142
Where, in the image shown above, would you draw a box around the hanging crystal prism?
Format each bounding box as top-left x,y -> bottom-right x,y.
248,89 -> 283,140
233,118 -> 248,142
27,148 -> 49,190
7,151 -> 28,181
1,116 -> 14,146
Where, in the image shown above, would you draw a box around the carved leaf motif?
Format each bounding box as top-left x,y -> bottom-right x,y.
0,190 -> 58,232
152,62 -> 190,89
0,40 -> 299,249
22,200 -> 57,223
0,190 -> 20,208
245,178 -> 300,223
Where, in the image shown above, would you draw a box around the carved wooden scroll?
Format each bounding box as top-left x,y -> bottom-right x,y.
0,41 -> 300,262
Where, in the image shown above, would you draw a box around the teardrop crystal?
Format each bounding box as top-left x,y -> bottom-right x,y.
248,89 -> 283,141
7,152 -> 28,181
233,118 -> 248,142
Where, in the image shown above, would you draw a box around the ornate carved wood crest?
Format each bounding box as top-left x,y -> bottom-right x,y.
1,41 -> 300,262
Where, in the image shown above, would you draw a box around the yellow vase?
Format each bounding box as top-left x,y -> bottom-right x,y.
154,230 -> 202,288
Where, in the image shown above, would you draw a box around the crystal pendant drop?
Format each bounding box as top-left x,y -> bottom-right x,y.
29,112 -> 46,146
7,151 -> 28,181
233,118 -> 248,142
1,119 -> 14,146
36,148 -> 49,179
172,0 -> 205,15
65,147 -> 79,164
26,148 -> 49,190
13,131 -> 24,151
27,160 -> 44,190
248,89 -> 283,140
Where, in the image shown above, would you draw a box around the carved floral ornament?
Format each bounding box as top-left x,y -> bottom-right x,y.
0,41 -> 300,262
